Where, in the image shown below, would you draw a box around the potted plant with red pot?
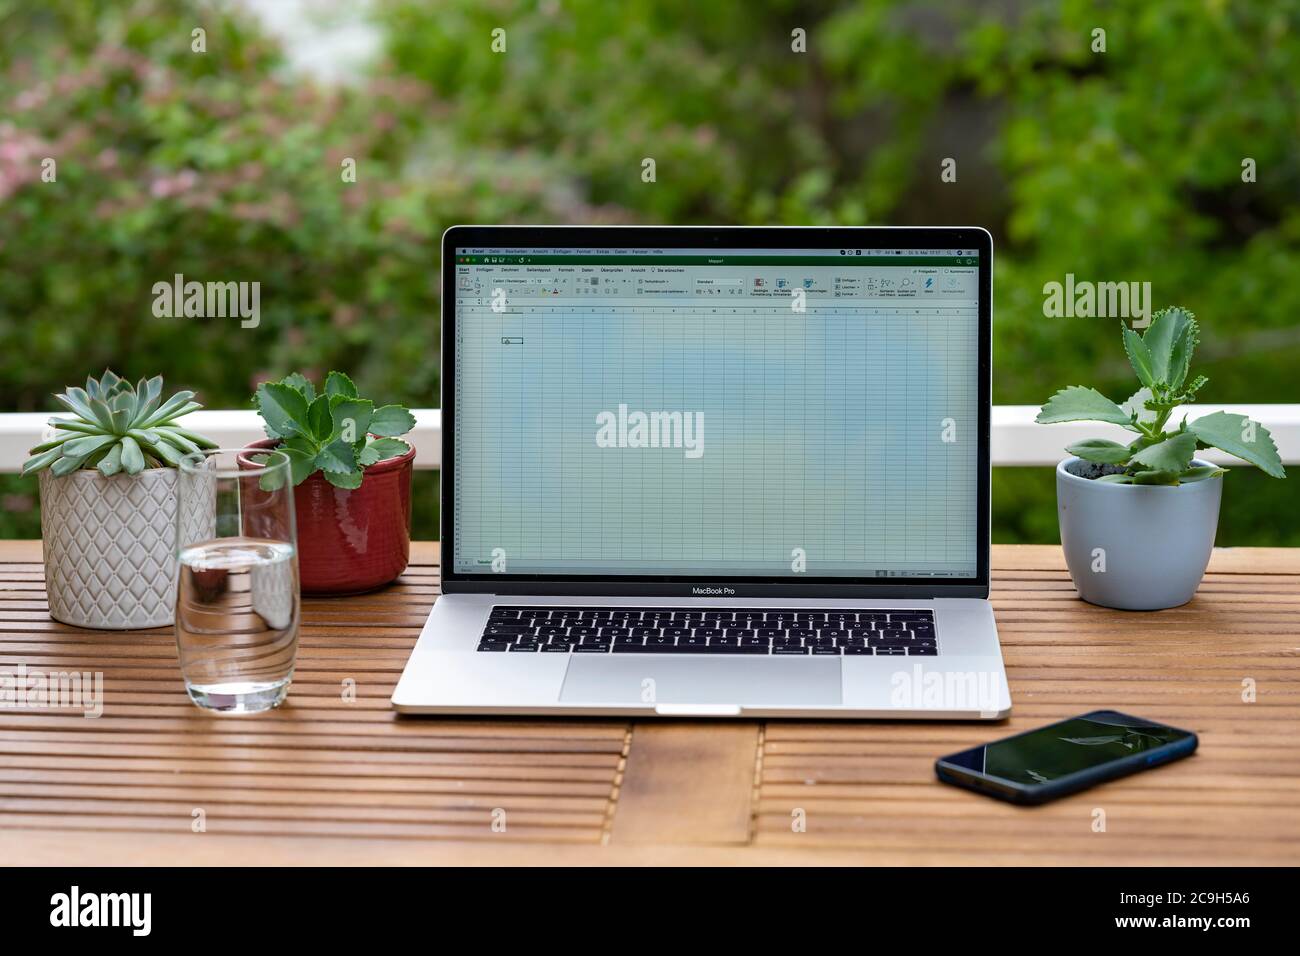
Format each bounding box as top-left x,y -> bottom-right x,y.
246,372 -> 416,594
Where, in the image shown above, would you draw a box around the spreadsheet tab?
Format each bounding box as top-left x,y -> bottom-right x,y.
451,247 -> 980,579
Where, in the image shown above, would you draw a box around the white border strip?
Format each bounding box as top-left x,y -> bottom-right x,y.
0,405 -> 1295,473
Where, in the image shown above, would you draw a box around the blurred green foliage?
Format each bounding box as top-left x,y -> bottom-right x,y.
1,0 -> 1297,542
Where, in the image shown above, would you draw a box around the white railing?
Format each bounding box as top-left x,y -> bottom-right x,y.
1,405 -> 1298,472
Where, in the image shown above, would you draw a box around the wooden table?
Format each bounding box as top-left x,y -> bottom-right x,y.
1,541 -> 1296,866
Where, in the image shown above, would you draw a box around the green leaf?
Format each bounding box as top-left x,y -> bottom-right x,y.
1121,325 -> 1155,389
156,428 -> 201,455
61,434 -> 119,458
1166,317 -> 1199,391
27,432 -> 76,454
1065,438 -> 1131,464
1094,474 -> 1134,484
119,435 -> 146,474
141,390 -> 196,428
322,468 -> 363,489
369,404 -> 416,437
141,436 -> 183,466
325,370 -> 358,399
279,441 -> 318,485
1120,387 -> 1158,426
1179,465 -> 1225,483
1128,431 -> 1197,473
130,376 -> 165,427
1036,386 -> 1134,428
50,454 -> 88,477
315,438 -> 358,474
330,397 -> 374,443
357,443 -> 382,467
87,396 -> 118,433
54,387 -> 101,425
1189,412 -> 1285,479
20,447 -> 64,476
280,372 -> 316,403
367,437 -> 411,462
307,394 -> 333,441
1142,307 -> 1194,385
97,443 -> 123,477
255,382 -> 310,439
1132,470 -> 1182,485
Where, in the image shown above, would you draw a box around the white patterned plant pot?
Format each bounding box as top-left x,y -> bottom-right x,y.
39,467 -> 200,630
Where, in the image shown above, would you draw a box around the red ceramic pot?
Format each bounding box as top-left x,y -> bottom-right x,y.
243,438 -> 414,595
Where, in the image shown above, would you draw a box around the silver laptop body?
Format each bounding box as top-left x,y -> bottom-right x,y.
393,225 -> 1010,719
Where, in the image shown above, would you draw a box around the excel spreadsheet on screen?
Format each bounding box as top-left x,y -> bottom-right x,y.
450,246 -> 980,580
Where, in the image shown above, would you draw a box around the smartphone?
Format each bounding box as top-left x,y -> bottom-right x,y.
935,709 -> 1198,805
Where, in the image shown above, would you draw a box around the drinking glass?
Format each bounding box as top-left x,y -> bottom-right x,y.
175,448 -> 300,713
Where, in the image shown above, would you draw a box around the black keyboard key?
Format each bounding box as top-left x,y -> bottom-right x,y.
881,621 -> 906,631
739,636 -> 767,648
477,641 -> 509,651
788,628 -> 816,639
645,636 -> 676,648
812,646 -> 842,655
574,643 -> 611,653
609,611 -> 642,621
694,628 -> 723,639
796,612 -> 827,623
844,646 -> 874,655
569,627 -> 602,638
874,647 -> 907,656
820,629 -> 849,641
908,646 -> 937,655
757,627 -> 786,639
859,612 -> 890,623
773,645 -> 810,655
707,635 -> 737,647
869,637 -> 911,648
613,635 -> 644,647
518,609 -> 551,620
765,612 -> 796,625
536,626 -> 569,638
541,643 -> 572,652
734,611 -> 765,626
663,627 -> 692,639
642,610 -> 675,622
601,626 -> 632,638
508,643 -> 539,652
727,629 -> 757,640
825,612 -> 856,625
708,643 -> 768,654
702,611 -> 734,621
891,612 -> 934,622
547,634 -> 580,646
631,627 -> 662,639
484,624 -> 529,636
677,635 -> 709,648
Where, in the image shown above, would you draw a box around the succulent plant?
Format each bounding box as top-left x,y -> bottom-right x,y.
1037,307 -> 1286,483
254,371 -> 415,488
21,370 -> 217,477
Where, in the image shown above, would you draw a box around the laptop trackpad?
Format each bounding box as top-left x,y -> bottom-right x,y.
559,656 -> 842,707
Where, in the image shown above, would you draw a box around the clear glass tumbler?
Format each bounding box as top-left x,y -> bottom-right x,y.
175,448 -> 300,713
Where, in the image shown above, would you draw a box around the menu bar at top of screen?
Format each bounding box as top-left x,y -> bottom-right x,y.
455,249 -> 981,266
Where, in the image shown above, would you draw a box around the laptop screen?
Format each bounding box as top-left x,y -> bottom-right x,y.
449,244 -> 981,581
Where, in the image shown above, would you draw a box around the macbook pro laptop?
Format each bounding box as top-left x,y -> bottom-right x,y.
392,226 -> 1010,719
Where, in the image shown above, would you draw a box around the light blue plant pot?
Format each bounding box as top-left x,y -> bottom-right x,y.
1056,457 -> 1223,611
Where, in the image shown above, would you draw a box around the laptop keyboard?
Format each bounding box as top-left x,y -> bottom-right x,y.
476,607 -> 937,656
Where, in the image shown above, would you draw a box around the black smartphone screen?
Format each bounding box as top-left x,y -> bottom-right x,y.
942,711 -> 1195,788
